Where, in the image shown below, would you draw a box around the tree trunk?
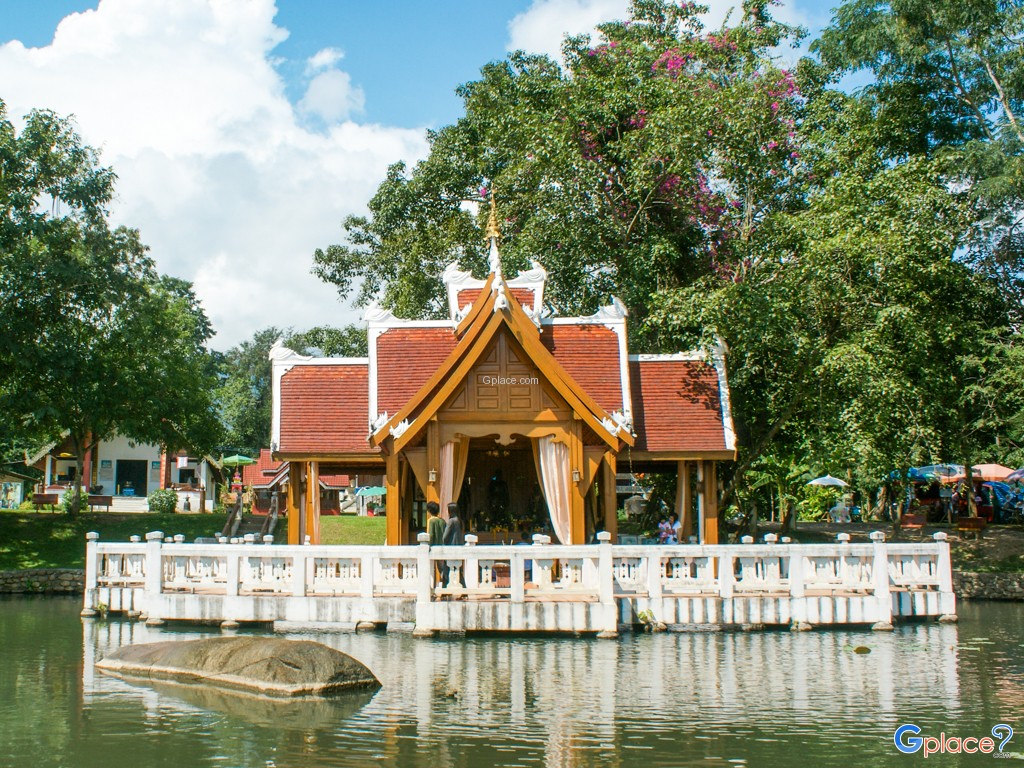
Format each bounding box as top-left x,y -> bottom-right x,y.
745,499 -> 759,539
781,496 -> 797,533
870,486 -> 888,521
965,461 -> 977,516
69,437 -> 84,517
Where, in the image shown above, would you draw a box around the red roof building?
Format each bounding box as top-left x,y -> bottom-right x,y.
273,231 -> 735,546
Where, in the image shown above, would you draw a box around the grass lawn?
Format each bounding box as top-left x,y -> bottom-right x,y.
320,515 -> 387,545
0,511 -> 390,571
0,512 -> 221,571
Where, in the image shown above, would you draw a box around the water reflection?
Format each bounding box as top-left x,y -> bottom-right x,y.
2,597 -> 1021,767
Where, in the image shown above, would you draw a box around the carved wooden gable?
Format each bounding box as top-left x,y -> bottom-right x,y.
444,331 -> 565,417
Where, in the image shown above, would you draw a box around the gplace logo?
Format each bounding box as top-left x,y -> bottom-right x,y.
894,724 -> 1014,758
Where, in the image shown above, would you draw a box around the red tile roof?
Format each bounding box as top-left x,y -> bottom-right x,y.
240,449 -> 285,487
280,364 -> 376,454
541,324 -> 623,413
629,359 -> 727,452
319,473 -> 351,488
376,327 -> 459,414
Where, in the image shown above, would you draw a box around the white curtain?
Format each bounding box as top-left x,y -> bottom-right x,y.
439,441 -> 455,520
535,435 -> 571,544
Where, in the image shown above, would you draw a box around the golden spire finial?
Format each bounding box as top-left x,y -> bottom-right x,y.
485,191 -> 501,241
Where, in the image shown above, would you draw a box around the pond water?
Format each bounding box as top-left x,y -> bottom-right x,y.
0,596 -> 1021,767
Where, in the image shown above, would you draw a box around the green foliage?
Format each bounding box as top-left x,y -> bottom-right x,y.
146,489 -> 178,515
0,99 -> 224,513
313,0 -> 807,339
308,0 -> 1024,526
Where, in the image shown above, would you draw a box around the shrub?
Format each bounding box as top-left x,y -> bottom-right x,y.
148,488 -> 178,514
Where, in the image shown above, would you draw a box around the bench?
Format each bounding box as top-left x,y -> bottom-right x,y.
32,493 -> 59,512
88,494 -> 113,512
901,513 -> 927,531
957,516 -> 986,539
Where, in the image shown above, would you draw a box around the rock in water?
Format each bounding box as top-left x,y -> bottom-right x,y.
96,636 -> 381,697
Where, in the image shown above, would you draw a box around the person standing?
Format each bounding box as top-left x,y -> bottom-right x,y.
443,502 -> 466,589
426,501 -> 447,586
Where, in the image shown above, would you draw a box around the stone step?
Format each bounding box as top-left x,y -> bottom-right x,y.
110,496 -> 151,513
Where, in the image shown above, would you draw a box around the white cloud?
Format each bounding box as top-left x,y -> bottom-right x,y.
299,69 -> 365,122
0,0 -> 427,348
306,46 -> 344,74
507,0 -> 816,61
507,0 -> 629,60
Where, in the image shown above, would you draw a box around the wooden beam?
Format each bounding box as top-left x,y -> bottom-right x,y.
678,460 -> 694,540
287,462 -> 302,545
385,451 -> 401,545
569,418 -> 586,544
623,450 -> 737,462
701,460 -> 719,544
425,419 -> 440,505
307,461 -> 321,545
601,451 -> 617,540
273,452 -> 384,465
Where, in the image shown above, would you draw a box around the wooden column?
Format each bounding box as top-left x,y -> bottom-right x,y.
287,462 -> 303,545
701,460 -> 719,545
160,450 -> 173,489
307,461 -> 321,545
425,419 -> 440,505
385,450 -> 402,544
601,452 -> 617,540
569,418 -> 586,544
677,460 -> 694,540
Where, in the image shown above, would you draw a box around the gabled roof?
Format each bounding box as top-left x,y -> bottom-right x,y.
370,263 -> 634,453
277,361 -> 378,456
375,327 -> 459,415
541,323 -> 624,414
629,352 -> 737,457
241,449 -> 287,488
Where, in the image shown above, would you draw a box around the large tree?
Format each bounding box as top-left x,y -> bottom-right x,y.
0,102 -> 223,513
314,0 -> 806,343
310,0 -> 1022,525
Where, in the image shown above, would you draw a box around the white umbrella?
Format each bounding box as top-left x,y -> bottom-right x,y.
807,474 -> 848,487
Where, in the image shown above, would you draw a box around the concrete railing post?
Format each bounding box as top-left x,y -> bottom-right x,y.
360,550 -> 374,600
144,531 -> 165,626
788,547 -> 812,630
81,532 -> 100,617
464,535 -> 479,589
718,552 -> 734,599
933,531 -> 957,622
414,532 -> 434,637
596,531 -> 617,638
291,544 -> 307,597
225,545 -> 240,597
510,550 -> 525,604
870,531 -> 894,630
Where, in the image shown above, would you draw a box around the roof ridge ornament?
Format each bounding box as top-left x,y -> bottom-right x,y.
486,191 -> 503,281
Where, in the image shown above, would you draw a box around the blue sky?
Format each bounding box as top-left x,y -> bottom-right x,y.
0,0 -> 834,347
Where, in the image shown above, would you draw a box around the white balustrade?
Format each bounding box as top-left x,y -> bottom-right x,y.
311,556 -> 361,594
81,534 -> 957,631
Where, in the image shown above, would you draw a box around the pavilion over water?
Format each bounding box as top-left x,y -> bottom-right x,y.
270,210 -> 736,546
